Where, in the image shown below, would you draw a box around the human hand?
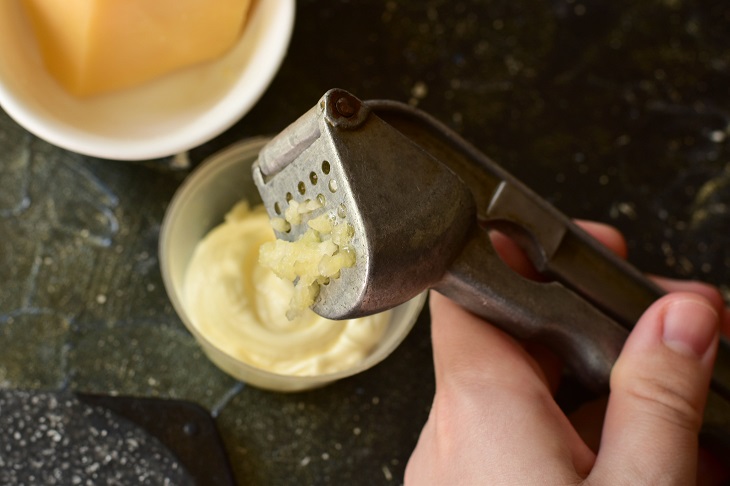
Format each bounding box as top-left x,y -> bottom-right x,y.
405,222 -> 730,485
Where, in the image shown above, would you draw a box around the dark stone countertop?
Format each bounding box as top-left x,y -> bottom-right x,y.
1,1 -> 728,484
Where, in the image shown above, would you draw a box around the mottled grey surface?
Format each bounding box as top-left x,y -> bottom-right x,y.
1,0 -> 729,485
0,390 -> 193,485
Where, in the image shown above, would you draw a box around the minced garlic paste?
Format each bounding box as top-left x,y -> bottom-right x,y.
259,198 -> 356,320
183,202 -> 390,376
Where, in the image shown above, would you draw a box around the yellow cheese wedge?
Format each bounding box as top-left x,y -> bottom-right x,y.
21,0 -> 251,97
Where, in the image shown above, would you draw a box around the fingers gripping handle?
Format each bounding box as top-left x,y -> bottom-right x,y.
435,226 -> 730,446
435,226 -> 628,393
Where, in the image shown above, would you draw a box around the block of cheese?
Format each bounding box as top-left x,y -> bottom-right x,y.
21,0 -> 251,97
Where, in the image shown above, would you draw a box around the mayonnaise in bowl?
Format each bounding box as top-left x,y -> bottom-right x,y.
183,202 -> 390,376
159,138 -> 427,392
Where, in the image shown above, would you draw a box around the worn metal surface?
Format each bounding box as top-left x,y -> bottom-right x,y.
254,89 -> 477,319
1,1 -> 729,484
258,88 -> 730,435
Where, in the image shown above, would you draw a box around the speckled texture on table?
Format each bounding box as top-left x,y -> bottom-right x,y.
1,1 -> 729,485
0,390 -> 194,485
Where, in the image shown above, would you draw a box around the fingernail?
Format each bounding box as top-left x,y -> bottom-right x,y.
662,299 -> 719,358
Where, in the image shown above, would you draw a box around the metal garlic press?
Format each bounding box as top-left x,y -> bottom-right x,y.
252,88 -> 730,444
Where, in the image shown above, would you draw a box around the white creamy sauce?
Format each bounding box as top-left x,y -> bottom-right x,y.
183,202 -> 390,376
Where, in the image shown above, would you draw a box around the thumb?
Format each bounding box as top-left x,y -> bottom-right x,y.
591,293 -> 720,484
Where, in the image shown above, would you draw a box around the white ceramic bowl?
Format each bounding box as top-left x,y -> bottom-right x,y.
0,1 -> 294,161
159,138 -> 428,392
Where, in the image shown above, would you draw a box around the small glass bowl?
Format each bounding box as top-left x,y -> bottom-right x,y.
159,137 -> 427,392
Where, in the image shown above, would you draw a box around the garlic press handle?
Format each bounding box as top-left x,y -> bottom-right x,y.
436,226 -> 627,392
436,225 -> 730,450
367,99 -> 730,403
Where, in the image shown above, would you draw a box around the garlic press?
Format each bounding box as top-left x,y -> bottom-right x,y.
252,89 -> 730,444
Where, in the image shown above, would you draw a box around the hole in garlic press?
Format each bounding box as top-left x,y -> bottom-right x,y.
274,202 -> 281,215
286,192 -> 293,202
483,221 -> 546,282
317,193 -> 326,206
322,161 -> 331,174
309,172 -> 318,185
328,179 -> 338,193
337,203 -> 346,218
298,181 -> 306,195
